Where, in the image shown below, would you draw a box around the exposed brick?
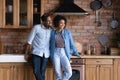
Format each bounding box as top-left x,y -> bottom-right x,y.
1,0 -> 120,55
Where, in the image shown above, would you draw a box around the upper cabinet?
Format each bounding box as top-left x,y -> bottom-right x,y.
0,0 -> 3,28
1,0 -> 44,29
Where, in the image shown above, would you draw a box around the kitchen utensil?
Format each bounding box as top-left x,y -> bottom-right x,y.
110,12 -> 119,29
97,11 -> 102,26
98,34 -> 109,55
94,10 -> 98,23
98,34 -> 108,47
90,0 -> 102,11
102,0 -> 112,8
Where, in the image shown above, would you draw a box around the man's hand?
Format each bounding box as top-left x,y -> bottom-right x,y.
23,43 -> 32,61
24,54 -> 30,61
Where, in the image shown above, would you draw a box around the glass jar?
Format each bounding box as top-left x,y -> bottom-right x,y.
33,4 -> 38,13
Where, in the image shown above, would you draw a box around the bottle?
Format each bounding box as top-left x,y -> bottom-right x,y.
104,45 -> 109,55
86,44 -> 91,55
92,44 -> 96,55
8,5 -> 13,12
33,4 -> 38,13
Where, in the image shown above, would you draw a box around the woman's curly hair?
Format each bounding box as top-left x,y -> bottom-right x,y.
53,15 -> 67,28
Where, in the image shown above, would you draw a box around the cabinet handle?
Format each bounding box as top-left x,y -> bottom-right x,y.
13,65 -> 15,68
10,66 -> 12,68
113,59 -> 115,61
96,61 -> 100,63
75,61 -> 79,63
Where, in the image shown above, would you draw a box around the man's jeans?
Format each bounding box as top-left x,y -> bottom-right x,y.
32,54 -> 48,80
53,48 -> 72,80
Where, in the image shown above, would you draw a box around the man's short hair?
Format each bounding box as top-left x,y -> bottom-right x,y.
41,13 -> 50,22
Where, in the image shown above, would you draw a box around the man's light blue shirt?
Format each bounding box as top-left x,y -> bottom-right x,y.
27,24 -> 51,58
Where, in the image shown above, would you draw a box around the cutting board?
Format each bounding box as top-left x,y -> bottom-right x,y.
75,41 -> 82,53
109,47 -> 120,55
98,34 -> 108,47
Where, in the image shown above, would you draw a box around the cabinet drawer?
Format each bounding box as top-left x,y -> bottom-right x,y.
85,59 -> 113,65
70,59 -> 84,65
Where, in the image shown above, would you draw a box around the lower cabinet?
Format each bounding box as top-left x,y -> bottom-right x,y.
0,63 -> 13,80
24,63 -> 36,80
0,63 -> 34,80
2,58 -> 120,80
114,59 -> 120,80
85,59 -> 113,80
0,62 -> 55,80
14,63 -> 26,80
45,66 -> 55,80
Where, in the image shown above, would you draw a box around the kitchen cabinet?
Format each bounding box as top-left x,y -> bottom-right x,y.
45,66 -> 55,80
0,62 -> 54,80
13,63 -> 26,80
0,0 -> 3,28
24,63 -> 36,80
1,0 -> 44,28
24,62 -> 55,80
0,63 -> 25,80
85,59 -> 113,80
0,63 -> 13,80
45,61 -> 55,80
114,59 -> 120,80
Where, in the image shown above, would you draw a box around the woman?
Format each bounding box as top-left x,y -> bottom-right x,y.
50,15 -> 79,80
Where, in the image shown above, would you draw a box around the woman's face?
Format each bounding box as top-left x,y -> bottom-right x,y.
58,19 -> 65,30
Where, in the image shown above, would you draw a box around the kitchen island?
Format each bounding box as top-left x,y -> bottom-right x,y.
0,54 -> 120,80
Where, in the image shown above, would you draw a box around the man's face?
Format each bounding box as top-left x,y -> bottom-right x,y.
44,16 -> 52,28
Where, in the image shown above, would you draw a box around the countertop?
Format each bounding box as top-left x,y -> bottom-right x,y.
72,55 -> 120,59
0,54 -> 27,62
0,54 -> 120,62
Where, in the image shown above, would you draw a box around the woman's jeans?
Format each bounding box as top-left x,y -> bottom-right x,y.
53,48 -> 72,80
32,54 -> 48,80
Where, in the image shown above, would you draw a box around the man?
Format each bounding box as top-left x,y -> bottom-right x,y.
24,13 -> 52,80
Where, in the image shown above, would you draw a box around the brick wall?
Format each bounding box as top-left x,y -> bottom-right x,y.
1,0 -> 120,55
0,29 -> 30,54
44,0 -> 120,54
